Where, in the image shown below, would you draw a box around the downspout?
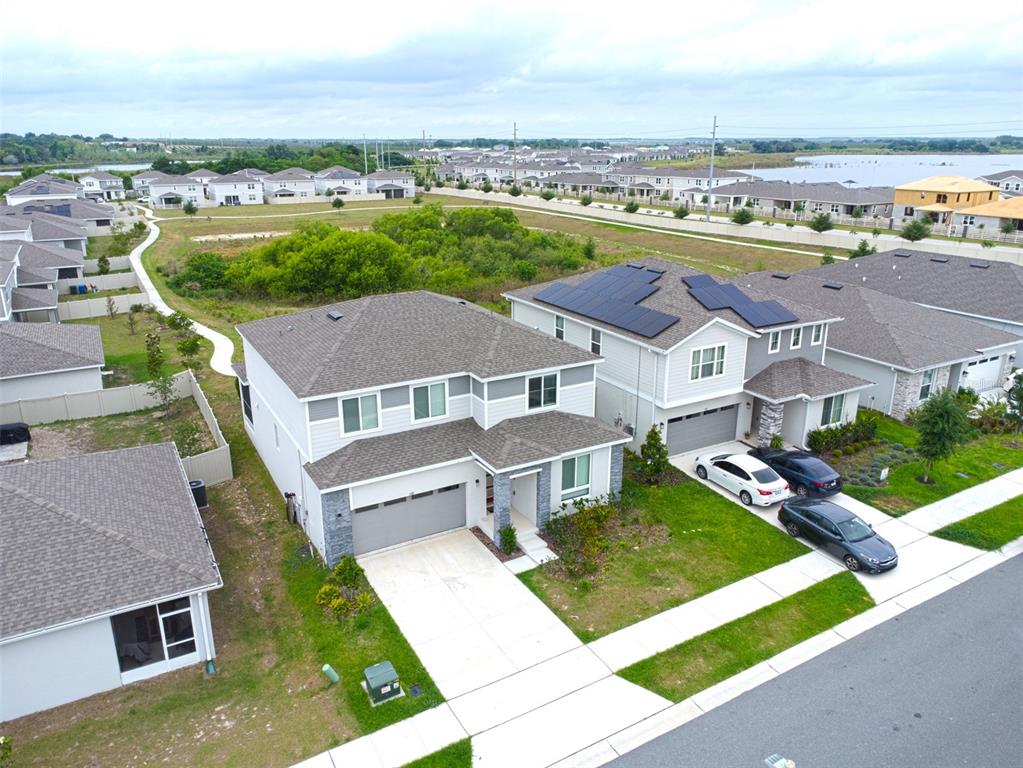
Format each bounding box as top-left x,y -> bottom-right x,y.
634,345 -> 643,435
197,592 -> 215,673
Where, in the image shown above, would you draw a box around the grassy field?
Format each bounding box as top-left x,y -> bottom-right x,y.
60,286 -> 139,301
519,475 -> 808,642
71,314 -> 199,386
933,496 -> 1023,550
402,739 -> 472,767
153,197 -> 428,219
639,152 -> 802,170
618,572 -> 874,702
87,227 -> 148,260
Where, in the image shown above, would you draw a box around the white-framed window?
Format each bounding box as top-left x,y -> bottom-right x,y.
240,383 -> 253,424
919,369 -> 936,400
811,323 -> 823,345
590,328 -> 602,355
904,206 -> 915,216
820,394 -> 845,426
412,382 -> 446,421
830,203 -> 841,213
528,373 -> 558,409
690,344 -> 726,381
961,215 -> 975,226
790,327 -> 802,349
768,331 -> 781,354
555,315 -> 565,340
341,393 -> 379,434
561,453 -> 591,501
812,202 -> 824,212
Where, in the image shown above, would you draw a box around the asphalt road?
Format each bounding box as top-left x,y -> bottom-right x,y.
611,555 -> 1023,768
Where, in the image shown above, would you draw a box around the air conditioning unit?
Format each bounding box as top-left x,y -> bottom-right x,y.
625,423 -> 636,437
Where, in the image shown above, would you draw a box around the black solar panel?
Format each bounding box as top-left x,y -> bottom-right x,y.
682,274 -> 717,289
685,275 -> 800,328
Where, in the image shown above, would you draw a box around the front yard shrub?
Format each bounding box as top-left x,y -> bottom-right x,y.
580,194 -> 593,206
915,388 -> 971,483
498,525 -> 518,554
809,213 -> 834,232
544,496 -> 618,578
332,555 -> 364,589
310,556 -> 375,620
639,425 -> 670,482
769,434 -> 784,449
673,205 -> 689,219
623,201 -> 640,213
731,207 -> 754,225
900,219 -> 932,242
540,189 -> 556,200
805,410 -> 878,454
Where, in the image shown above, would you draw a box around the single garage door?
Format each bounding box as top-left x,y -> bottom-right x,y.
666,404 -> 738,455
352,484 -> 466,555
962,356 -> 1002,391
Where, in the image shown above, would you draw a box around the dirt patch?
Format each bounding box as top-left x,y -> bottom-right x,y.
870,495 -> 919,515
471,526 -> 524,561
192,231 -> 290,242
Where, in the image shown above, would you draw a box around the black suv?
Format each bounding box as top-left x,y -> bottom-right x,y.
748,448 -> 841,497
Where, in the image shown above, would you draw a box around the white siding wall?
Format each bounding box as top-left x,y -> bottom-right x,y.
781,399 -> 809,447
0,617 -> 121,720
486,394 -> 526,428
1,366 -> 102,402
666,324 -> 748,404
471,393 -> 485,426
600,332 -> 658,395
550,445 -> 612,515
243,340 -> 307,454
560,381 -> 595,417
824,350 -> 895,415
348,460 -> 485,515
300,475 -> 326,558
595,378 -> 653,450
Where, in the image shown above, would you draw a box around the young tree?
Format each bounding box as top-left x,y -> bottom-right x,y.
821,252 -> 836,265
915,388 -> 971,483
145,332 -> 165,380
851,239 -> 877,258
673,205 -> 689,219
900,219 -> 932,242
331,196 -> 345,213
481,180 -> 493,193
540,189 -> 555,200
126,306 -> 138,335
177,332 -> 202,369
508,184 -> 522,197
182,200 -> 198,219
639,425 -> 670,481
1006,371 -> 1023,435
851,205 -> 864,219
731,207 -> 754,225
623,200 -> 640,213
105,296 -> 116,320
999,220 -> 1015,235
809,213 -> 833,232
580,193 -> 593,206
97,253 -> 111,275
582,237 -> 596,260
455,179 -> 469,190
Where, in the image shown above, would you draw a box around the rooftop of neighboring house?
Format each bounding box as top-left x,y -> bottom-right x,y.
366,169 -> 414,180
147,175 -> 200,186
977,170 -> 1023,181
185,168 -> 219,178
11,286 -> 57,312
710,180 -> 894,205
507,258 -> 835,351
0,241 -> 85,272
0,320 -> 104,378
895,175 -> 999,194
237,290 -> 600,399
131,170 -> 171,180
6,174 -> 82,198
733,270 -> 1020,371
208,173 -> 263,185
315,165 -> 362,179
807,249 -> 1023,325
81,171 -> 121,182
539,172 -> 607,185
604,165 -> 755,180
263,167 -> 315,181
3,199 -> 116,222
0,443 -> 222,641
0,212 -> 87,242
233,168 -> 270,178
957,196 -> 1023,219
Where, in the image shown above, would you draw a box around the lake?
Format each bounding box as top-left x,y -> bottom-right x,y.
739,154 -> 1023,188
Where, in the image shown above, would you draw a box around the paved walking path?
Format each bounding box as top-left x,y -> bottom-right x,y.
900,467 -> 1023,533
131,210 -> 236,376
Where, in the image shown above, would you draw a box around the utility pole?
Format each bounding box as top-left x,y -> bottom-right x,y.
363,134 -> 368,174
512,122 -> 518,185
705,115 -> 717,222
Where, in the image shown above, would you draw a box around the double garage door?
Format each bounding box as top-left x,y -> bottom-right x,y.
666,404 -> 739,455
352,484 -> 466,555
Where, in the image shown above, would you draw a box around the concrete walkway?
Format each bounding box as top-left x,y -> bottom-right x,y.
900,467 -> 1023,533
131,209 -> 236,376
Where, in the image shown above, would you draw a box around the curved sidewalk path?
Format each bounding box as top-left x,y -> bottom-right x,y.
131,209 -> 236,376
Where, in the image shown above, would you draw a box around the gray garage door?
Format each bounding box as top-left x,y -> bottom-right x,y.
666,404 -> 738,455
352,484 -> 466,555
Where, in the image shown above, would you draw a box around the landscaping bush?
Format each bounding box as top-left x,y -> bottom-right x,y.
769,434 -> 784,449
332,555 -> 364,589
639,425 -> 670,482
456,180 -> 469,190
900,219 -> 932,242
498,525 -> 518,555
805,410 -> 878,454
809,213 -> 834,232
623,201 -> 640,213
540,189 -> 556,200
580,193 -> 593,206
731,207 -> 755,225
544,496 -> 618,578
481,181 -> 493,193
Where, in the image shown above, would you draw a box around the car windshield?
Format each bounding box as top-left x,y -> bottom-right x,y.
752,467 -> 780,484
837,516 -> 873,542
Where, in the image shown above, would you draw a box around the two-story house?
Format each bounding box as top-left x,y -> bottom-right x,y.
148,176 -> 206,209
207,173 -> 264,206
365,170 -> 416,199
4,174 -> 84,206
262,168 -> 316,201
79,171 -> 126,201
313,166 -> 367,197
893,175 -> 999,225
506,259 -> 870,453
235,291 -> 629,565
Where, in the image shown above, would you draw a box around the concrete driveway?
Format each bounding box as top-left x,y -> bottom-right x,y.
360,530 -> 581,698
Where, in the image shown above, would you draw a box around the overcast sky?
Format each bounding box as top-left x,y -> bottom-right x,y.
2,0 -> 1021,140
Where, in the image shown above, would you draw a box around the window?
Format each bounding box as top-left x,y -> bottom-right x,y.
830,203 -> 840,214
812,202 -> 824,212
790,327 -> 802,349
561,453 -> 591,501
961,215 -> 975,226
555,315 -> 565,340
768,331 -> 780,353
690,345 -> 726,380
590,328 -> 602,355
904,206 -> 915,216
111,599 -> 196,673
528,373 -> 558,409
820,394 -> 845,426
919,369 -> 936,400
811,324 -> 823,345
936,193 -> 948,204
240,382 -> 253,423
342,394 -> 379,433
413,382 -> 446,421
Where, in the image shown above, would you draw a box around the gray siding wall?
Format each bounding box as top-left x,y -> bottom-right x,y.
744,326 -> 826,378
1,367 -> 103,402
561,364 -> 595,386
824,350 -> 894,415
380,386 -> 409,408
449,375 -> 470,396
488,376 -> 525,400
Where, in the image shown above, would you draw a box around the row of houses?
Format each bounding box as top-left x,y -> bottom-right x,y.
4,172 -> 126,204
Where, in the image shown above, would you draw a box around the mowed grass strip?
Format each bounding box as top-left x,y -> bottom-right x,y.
401,739 -> 472,768
618,572 -> 874,702
932,496 -> 1023,550
518,478 -> 808,642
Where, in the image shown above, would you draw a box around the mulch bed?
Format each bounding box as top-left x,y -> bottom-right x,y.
470,526 -> 525,562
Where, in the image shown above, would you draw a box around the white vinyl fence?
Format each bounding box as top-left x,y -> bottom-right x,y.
58,292 -> 150,320
59,272 -> 140,294
1,370 -> 233,486
84,256 -> 132,274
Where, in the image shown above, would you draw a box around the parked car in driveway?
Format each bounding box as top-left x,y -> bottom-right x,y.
779,498 -> 898,573
748,448 -> 842,497
694,452 -> 790,506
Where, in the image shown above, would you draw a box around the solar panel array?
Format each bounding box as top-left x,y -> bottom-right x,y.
534,264 -> 680,338
682,275 -> 800,328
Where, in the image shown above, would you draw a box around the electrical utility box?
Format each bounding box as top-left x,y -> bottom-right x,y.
364,661 -> 402,705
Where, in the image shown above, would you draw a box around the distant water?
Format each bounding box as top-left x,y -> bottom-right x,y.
46,162 -> 154,174
739,154 -> 1023,188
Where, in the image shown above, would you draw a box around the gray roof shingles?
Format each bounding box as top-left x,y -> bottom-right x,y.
0,321 -> 104,378
744,357 -> 873,402
237,291 -> 599,399
11,286 -> 57,311
0,443 -> 222,640
0,241 -> 85,271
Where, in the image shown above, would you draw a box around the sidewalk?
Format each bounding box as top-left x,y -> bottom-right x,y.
900,467 -> 1023,533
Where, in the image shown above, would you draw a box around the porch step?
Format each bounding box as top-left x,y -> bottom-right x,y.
518,531 -> 558,565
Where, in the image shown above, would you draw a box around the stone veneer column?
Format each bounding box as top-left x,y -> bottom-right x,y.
536,463 -> 552,529
609,444 -> 624,499
493,472 -> 512,536
757,402 -> 785,446
321,488 -> 353,566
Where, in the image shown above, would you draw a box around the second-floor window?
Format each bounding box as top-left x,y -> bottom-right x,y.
555,315 -> 565,340
590,328 -> 602,355
811,324 -> 823,345
690,345 -> 726,381
768,331 -> 781,353
413,382 -> 446,421
342,394 -> 379,434
791,327 -> 802,349
528,373 -> 557,409
936,193 -> 948,204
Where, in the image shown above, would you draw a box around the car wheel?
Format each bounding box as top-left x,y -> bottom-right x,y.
739,490 -> 753,506
844,555 -> 861,572
696,465 -> 708,480
785,522 -> 801,537
795,484 -> 809,497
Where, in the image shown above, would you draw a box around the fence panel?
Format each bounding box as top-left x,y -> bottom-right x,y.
180,445 -> 234,486
58,272 -> 139,294
57,292 -> 150,320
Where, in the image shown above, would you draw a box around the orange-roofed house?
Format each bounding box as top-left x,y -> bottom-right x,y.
893,175 -> 1000,226
952,195 -> 1023,235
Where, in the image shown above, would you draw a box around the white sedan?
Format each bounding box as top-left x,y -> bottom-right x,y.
694,452 -> 790,506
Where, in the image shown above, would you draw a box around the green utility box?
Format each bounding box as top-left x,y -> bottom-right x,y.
364,661 -> 402,705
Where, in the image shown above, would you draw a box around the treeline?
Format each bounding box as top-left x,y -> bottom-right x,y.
167,204 -> 592,302
431,138 -> 608,149
151,142 -> 406,177
748,136 -> 1022,154
1,132 -> 164,165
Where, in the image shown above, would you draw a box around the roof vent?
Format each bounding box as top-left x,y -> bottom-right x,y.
823,282 -> 843,290
894,251 -> 911,258
969,263 -> 990,269
771,273 -> 790,280
326,310 -> 343,321
930,257 -> 948,263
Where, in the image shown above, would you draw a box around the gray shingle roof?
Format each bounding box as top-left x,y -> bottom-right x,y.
710,180 -> 894,205
0,241 -> 85,272
4,199 -> 116,222
605,165 -> 753,180
734,271 -> 1020,371
366,170 -> 413,180
238,291 -> 599,399
209,173 -> 263,185
264,168 -> 315,181
315,166 -> 361,179
507,258 -> 836,350
978,170 -> 1023,181
304,411 -> 629,489
744,357 -> 873,403
807,249 -> 1023,325
3,212 -> 88,242
0,444 -> 222,640
15,265 -> 55,286
82,171 -> 120,181
0,321 -> 104,378
6,174 -> 82,197
11,286 -> 57,311
186,168 -> 219,178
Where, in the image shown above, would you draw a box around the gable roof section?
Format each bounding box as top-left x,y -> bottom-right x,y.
0,321 -> 104,378
238,291 -> 599,399
6,174 -> 82,198
0,241 -> 85,271
263,167 -> 315,181
5,212 -> 88,242
4,199 -> 116,222
710,180 -> 893,205
744,357 -> 873,403
807,249 -> 1023,324
209,173 -> 262,185
0,444 -> 222,641
186,168 -> 219,178
11,286 -> 57,311
895,175 -> 999,193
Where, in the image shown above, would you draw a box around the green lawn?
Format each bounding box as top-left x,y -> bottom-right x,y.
402,739 -> 472,767
71,313 -> 197,386
619,573 -> 874,702
518,476 -> 809,641
60,286 -> 139,301
932,496 -> 1023,550
842,431 -> 1023,516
